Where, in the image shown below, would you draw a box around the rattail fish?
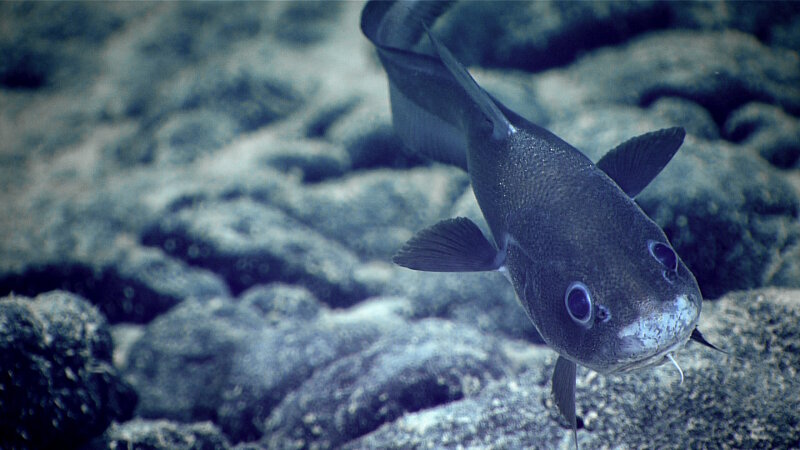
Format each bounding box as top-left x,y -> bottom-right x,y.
361,1 -> 723,447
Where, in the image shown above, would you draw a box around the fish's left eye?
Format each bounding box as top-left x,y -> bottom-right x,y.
565,282 -> 592,326
648,241 -> 677,271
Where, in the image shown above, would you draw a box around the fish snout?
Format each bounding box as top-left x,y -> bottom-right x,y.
611,293 -> 700,372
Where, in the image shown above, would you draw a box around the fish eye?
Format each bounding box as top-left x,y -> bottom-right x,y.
565,282 -> 592,326
648,241 -> 677,271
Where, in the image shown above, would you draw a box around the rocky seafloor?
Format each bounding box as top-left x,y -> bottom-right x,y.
1,1 -> 799,449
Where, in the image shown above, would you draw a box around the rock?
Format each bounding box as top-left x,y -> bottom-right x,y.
577,288 -> 800,448
124,297 -> 266,425
725,102 -> 800,169
263,319 -> 513,449
237,283 -> 322,325
0,291 -> 136,449
770,14 -> 800,50
104,245 -> 230,322
0,2 -> 146,187
218,297 -> 411,443
141,198 -> 367,305
275,167 -> 469,260
376,267 -> 540,343
637,138 -> 800,298
0,243 -> 229,324
85,419 -> 231,450
436,1 -> 672,72
325,99 -> 425,171
125,295 -> 410,444
149,110 -> 241,166
0,1 -> 126,89
109,52 -> 306,167
346,371 -> 562,450
347,289 -> 800,449
110,323 -> 144,369
669,2 -> 800,47
2,2 -> 800,449
162,58 -> 305,134
550,30 -> 800,124
258,138 -> 351,183
101,2 -> 317,118
0,38 -> 53,90
647,97 -> 719,141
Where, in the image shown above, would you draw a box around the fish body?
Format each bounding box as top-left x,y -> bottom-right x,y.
361,1 -> 710,445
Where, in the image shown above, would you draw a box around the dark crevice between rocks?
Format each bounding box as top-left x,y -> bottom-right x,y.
397,378 -> 457,414
305,100 -> 358,139
722,105 -> 800,169
337,379 -> 462,446
762,143 -> 800,170
638,86 -> 773,139
724,119 -> 758,144
264,152 -> 349,184
512,10 -> 673,73
165,193 -> 212,214
444,1 -> 674,74
347,128 -> 430,173
0,264 -> 184,324
0,44 -> 51,89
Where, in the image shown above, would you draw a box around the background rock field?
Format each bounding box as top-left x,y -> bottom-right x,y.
1,2 -> 799,449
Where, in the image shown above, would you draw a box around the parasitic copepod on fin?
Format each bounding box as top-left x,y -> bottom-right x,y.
361,1 -> 723,448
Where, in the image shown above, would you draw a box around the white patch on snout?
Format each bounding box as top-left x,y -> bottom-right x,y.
617,294 -> 699,356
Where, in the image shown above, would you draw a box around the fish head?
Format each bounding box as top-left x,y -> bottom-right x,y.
510,198 -> 703,375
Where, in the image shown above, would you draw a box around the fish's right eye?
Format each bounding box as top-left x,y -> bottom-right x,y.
565,282 -> 592,326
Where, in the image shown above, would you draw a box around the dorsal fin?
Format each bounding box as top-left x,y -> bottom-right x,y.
596,127 -> 685,198
424,25 -> 515,141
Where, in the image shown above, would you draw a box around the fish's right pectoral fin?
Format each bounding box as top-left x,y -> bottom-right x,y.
552,356 -> 579,450
393,217 -> 504,272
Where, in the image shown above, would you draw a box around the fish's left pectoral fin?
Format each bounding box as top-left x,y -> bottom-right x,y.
552,356 -> 579,450
596,127 -> 686,198
393,217 -> 504,272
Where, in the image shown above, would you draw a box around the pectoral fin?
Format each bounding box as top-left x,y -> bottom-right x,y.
596,127 -> 685,198
552,356 -> 578,450
393,217 -> 504,272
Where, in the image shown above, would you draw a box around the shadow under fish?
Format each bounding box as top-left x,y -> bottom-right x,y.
361,1 -> 725,448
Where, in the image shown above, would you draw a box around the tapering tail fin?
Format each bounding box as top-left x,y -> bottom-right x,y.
361,0 -> 453,50
361,1 -> 513,171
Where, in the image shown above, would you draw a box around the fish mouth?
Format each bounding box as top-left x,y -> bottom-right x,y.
610,293 -> 699,373
613,338 -> 689,373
